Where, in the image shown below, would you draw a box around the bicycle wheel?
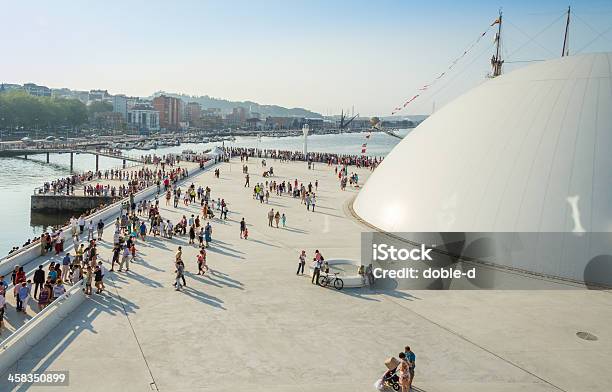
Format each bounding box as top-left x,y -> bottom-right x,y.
317,275 -> 328,287
334,278 -> 344,290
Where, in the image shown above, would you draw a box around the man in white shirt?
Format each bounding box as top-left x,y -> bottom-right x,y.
119,246 -> 130,272
78,215 -> 85,233
87,220 -> 94,241
97,261 -> 107,290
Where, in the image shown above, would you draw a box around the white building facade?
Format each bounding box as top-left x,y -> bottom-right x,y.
128,106 -> 160,131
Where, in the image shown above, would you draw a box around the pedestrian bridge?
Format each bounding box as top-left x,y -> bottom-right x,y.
0,147 -> 143,171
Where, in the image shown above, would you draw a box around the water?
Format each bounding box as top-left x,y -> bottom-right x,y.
0,131 -> 408,256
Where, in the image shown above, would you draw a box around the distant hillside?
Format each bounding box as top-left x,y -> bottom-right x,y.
152,91 -> 322,118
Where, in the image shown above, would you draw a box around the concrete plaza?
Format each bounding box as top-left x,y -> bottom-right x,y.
1,157 -> 611,392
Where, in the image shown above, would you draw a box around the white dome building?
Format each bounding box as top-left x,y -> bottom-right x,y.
354,52 -> 612,287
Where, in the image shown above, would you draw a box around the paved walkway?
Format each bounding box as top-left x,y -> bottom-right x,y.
1,158 -> 611,391
1,161 -> 202,335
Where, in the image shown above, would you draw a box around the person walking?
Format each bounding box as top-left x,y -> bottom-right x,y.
53,279 -> 66,301
404,346 -> 416,390
110,244 -> 120,272
197,250 -> 205,275
189,225 -> 196,245
204,222 -> 212,248
119,245 -> 130,272
38,282 -> 51,309
240,218 -> 247,239
297,250 -> 306,275
61,252 -> 71,282
274,211 -> 281,228
78,215 -> 85,233
174,260 -> 185,291
33,265 -> 45,300
397,352 -> 411,392
83,266 -> 93,296
268,208 -> 274,227
198,227 -> 204,247
71,264 -> 81,285
281,213 -> 286,227
16,282 -> 27,312
311,252 -> 322,285
87,220 -> 94,241
96,219 -> 104,240
139,221 -> 147,241
94,266 -> 104,294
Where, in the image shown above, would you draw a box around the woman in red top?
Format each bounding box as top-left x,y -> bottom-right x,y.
15,267 -> 26,284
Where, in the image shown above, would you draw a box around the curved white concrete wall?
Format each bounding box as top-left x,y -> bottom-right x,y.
354,53 -> 612,285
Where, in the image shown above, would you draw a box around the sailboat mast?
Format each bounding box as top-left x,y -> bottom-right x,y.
491,10 -> 504,77
562,6 -> 570,57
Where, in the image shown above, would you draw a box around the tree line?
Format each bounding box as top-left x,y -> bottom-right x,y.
0,90 -> 88,129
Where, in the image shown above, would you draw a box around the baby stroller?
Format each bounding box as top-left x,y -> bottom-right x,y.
376,357 -> 400,391
382,367 -> 400,391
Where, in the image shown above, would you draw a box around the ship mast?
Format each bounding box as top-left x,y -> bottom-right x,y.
561,6 -> 570,57
491,10 -> 503,77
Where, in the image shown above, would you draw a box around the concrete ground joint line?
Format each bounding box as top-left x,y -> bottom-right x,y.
107,272 -> 159,391
381,293 -> 567,392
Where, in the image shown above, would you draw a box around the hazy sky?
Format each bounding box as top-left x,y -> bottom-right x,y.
2,0 -> 612,116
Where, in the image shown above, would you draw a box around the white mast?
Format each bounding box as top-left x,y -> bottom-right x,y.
302,124 -> 309,156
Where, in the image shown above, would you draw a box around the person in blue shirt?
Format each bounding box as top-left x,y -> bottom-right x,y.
404,346 -> 416,390
62,253 -> 71,282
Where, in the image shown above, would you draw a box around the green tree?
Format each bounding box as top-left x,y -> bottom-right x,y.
0,90 -> 88,133
87,101 -> 113,119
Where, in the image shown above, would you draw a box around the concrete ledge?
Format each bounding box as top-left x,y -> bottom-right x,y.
309,259 -> 367,288
0,282 -> 85,375
31,195 -> 119,212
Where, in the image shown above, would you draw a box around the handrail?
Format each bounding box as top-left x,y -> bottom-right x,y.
0,279 -> 83,350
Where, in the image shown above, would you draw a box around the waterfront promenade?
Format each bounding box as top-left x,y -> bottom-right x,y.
0,159 -> 203,333
0,157 -> 611,391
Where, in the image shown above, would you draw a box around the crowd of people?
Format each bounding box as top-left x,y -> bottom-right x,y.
0,231 -> 107,334
1,153 -> 216,333
2,146 -> 390,380
37,171 -> 96,195
226,147 -> 381,169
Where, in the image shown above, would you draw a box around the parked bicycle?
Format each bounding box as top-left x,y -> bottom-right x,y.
317,272 -> 344,290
